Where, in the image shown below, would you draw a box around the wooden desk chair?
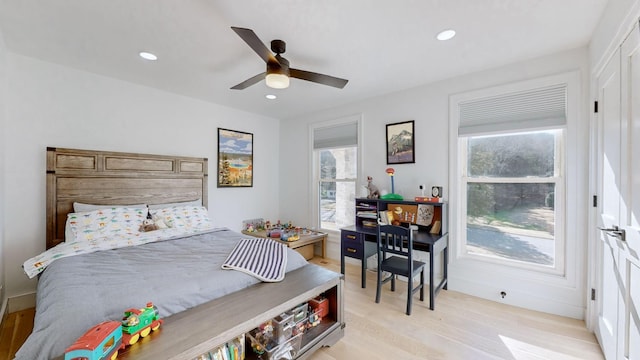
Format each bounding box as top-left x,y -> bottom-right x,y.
375,225 -> 426,315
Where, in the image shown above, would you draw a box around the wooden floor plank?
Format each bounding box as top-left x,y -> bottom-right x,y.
1,259 -> 603,360
0,308 -> 35,360
307,258 -> 603,360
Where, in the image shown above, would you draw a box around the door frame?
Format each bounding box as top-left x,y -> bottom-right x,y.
587,11 -> 640,347
589,13 -> 636,331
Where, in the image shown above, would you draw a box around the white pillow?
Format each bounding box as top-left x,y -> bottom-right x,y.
73,202 -> 147,212
65,207 -> 147,242
148,199 -> 202,210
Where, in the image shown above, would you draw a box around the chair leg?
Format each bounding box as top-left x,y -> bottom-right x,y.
420,267 -> 425,301
391,275 -> 395,292
375,268 -> 382,304
406,276 -> 412,315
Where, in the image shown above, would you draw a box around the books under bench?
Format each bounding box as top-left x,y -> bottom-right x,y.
193,296 -> 329,360
192,336 -> 245,360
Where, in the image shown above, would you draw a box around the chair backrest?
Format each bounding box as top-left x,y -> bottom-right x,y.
377,225 -> 414,260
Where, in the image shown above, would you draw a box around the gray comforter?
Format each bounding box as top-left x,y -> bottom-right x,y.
14,228 -> 308,360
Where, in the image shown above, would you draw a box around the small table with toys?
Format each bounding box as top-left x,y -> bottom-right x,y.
242,221 -> 326,260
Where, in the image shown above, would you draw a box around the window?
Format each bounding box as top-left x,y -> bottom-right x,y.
317,147 -> 357,231
462,130 -> 563,267
453,79 -> 569,273
311,117 -> 360,232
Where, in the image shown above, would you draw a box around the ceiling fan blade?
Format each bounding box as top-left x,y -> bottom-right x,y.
290,68 -> 348,89
231,27 -> 278,65
230,72 -> 266,90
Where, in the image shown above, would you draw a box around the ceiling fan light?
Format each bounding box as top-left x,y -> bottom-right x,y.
265,73 -> 290,89
436,29 -> 456,41
139,51 -> 158,60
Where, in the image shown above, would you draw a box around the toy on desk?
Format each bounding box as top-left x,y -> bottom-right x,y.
65,302 -> 163,360
380,168 -> 403,200
415,185 -> 444,203
282,232 -> 299,242
366,176 -> 380,199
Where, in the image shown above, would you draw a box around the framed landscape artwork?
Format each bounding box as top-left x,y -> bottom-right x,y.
217,128 -> 253,187
386,120 -> 415,164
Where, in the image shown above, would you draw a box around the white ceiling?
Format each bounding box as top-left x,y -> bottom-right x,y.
0,0 -> 608,120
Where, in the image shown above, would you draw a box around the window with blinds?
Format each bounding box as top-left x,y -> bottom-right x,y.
458,84 -> 567,136
311,117 -> 360,232
453,78 -> 568,272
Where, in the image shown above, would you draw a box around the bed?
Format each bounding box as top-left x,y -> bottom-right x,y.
16,147 -> 344,360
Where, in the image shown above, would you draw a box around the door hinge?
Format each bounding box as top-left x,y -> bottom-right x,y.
591,288 -> 596,301
593,195 -> 597,207
594,101 -> 598,113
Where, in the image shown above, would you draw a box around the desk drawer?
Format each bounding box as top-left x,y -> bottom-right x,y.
341,230 -> 363,259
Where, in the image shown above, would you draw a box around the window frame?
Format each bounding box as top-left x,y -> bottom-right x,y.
459,129 -> 566,275
449,72 -> 581,280
314,147 -> 358,232
309,115 -> 362,234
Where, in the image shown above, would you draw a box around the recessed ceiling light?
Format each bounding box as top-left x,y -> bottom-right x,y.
436,29 -> 456,41
265,94 -> 277,100
139,51 -> 158,61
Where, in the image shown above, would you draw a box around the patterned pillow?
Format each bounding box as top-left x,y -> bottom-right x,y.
147,199 -> 201,210
73,202 -> 147,212
66,207 -> 147,242
150,206 -> 213,230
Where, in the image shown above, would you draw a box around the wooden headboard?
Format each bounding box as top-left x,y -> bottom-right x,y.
46,147 -> 208,249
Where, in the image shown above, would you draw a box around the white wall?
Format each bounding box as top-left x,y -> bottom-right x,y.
280,47 -> 590,318
4,53 -> 281,298
590,0 -> 640,72
0,24 -> 7,309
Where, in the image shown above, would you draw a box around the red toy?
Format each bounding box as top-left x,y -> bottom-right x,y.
65,302 -> 163,360
65,321 -> 123,360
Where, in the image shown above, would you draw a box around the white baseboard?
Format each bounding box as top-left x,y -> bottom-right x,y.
449,275 -> 585,319
8,292 -> 36,313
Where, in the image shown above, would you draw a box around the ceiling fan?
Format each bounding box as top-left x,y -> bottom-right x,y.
230,26 -> 349,90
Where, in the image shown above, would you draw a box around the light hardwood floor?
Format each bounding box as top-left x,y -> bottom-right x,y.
308,258 -> 603,360
1,259 -> 603,360
0,308 -> 34,360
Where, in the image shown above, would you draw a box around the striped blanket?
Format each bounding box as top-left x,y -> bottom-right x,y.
222,238 -> 288,282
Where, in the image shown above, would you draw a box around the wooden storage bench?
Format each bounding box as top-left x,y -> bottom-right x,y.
112,264 -> 344,360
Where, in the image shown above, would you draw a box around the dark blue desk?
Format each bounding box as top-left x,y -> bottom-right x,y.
340,225 -> 448,310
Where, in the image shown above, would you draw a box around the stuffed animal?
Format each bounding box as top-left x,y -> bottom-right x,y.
366,176 -> 380,199
151,215 -> 168,229
139,218 -> 159,232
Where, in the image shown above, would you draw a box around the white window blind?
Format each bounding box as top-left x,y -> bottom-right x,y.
458,84 -> 567,136
313,123 -> 358,149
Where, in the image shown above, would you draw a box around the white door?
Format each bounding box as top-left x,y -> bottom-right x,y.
595,24 -> 640,359
619,25 -> 640,360
596,45 -> 623,360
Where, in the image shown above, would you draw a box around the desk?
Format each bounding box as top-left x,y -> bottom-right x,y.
242,230 -> 327,260
340,225 -> 448,310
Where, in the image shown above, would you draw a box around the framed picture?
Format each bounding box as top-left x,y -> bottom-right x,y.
217,128 -> 253,187
386,120 -> 415,164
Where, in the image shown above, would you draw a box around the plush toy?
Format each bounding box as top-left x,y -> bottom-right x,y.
366,176 -> 380,199
151,215 -> 168,229
139,218 -> 159,232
